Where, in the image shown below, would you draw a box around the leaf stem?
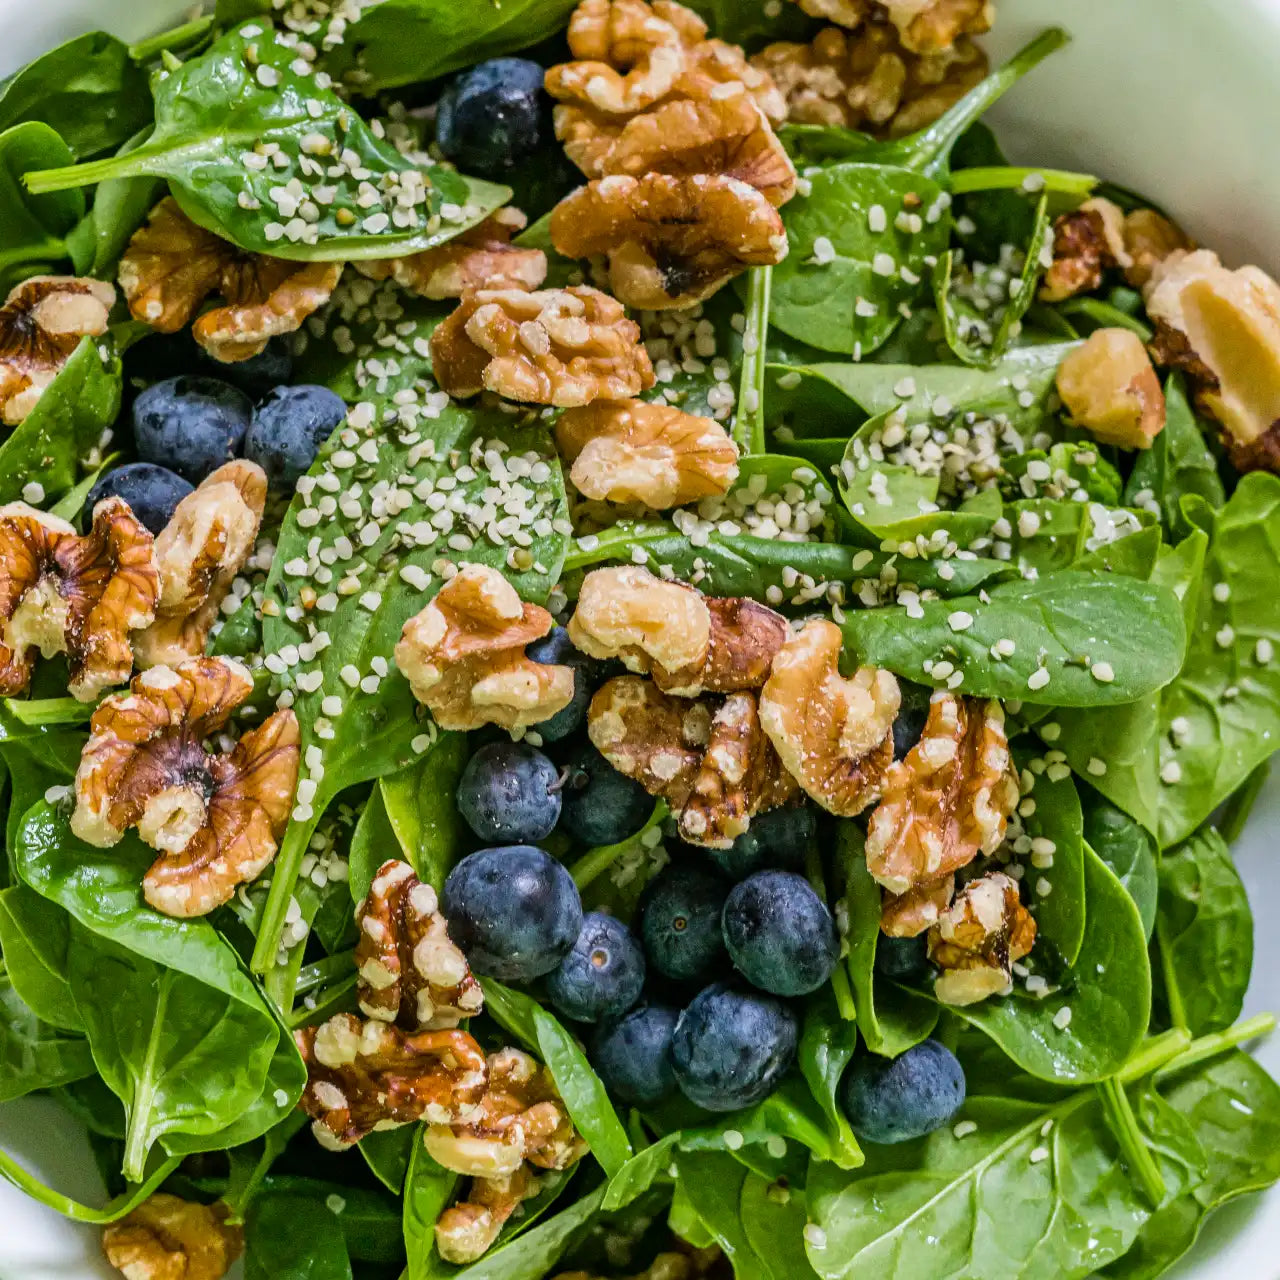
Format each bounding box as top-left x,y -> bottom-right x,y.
1097,1076 -> 1166,1207
25,152 -> 151,194
1155,917 -> 1190,1034
804,842 -> 858,1021
570,803 -> 668,889
0,1150 -> 180,1223
2,697 -> 94,727
250,809 -> 323,977
735,266 -> 773,457
128,14 -> 214,62
1154,1013 -> 1277,1082
949,166 -> 1098,197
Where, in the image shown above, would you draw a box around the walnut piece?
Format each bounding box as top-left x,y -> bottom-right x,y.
436,1165 -> 542,1264
356,208 -> 548,299
424,1046 -> 587,1176
0,498 -> 158,701
1039,198 -> 1130,303
1145,248 -> 1280,472
395,564 -> 575,731
0,275 -> 115,424
134,461 -> 267,669
754,24 -> 987,137
588,677 -> 796,846
119,197 -> 341,363
557,399 -> 739,509
70,656 -> 299,918
928,871 -> 1036,1006
1122,209 -> 1195,290
357,859 -> 484,1030
880,872 -> 953,938
1056,328 -> 1166,450
865,692 -> 1018,897
297,1012 -> 489,1149
102,1194 -> 242,1280
789,0 -> 994,52
758,619 -> 899,816
430,286 -> 655,405
551,173 -> 788,310
569,566 -> 788,696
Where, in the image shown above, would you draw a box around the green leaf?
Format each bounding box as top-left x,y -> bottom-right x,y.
0,973 -> 94,1100
0,883 -> 81,1030
841,570 -> 1186,707
245,1191 -> 353,1280
1081,795 -> 1158,941
358,1122 -> 416,1196
601,1133 -> 680,1212
797,989 -> 863,1170
0,121 -> 83,286
25,25 -> 509,262
379,733 -> 469,891
1156,829 -> 1252,1037
65,128 -> 165,278
403,1136 -> 457,1280
348,785 -> 398,907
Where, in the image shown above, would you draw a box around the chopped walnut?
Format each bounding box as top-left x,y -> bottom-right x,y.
754,24 -> 987,138
928,871 -> 1036,1006
865,692 -> 1018,897
569,566 -> 788,695
1122,209 -> 1194,290
424,1046 -> 587,1176
789,0 -> 994,52
557,399 -> 739,508
1039,197 -> 1131,303
134,461 -> 267,670
1056,328 -> 1166,450
588,677 -> 796,846
356,208 -> 548,299
356,859 -> 484,1030
758,619 -> 899,817
297,1013 -> 489,1149
395,564 -> 575,731
119,197 -> 341,363
551,173 -> 787,310
430,286 -> 655,406
70,657 -> 299,918
0,498 -> 158,701
1145,249 -> 1280,472
880,872 -> 954,938
102,1195 -> 242,1280
0,275 -> 115,425
436,1165 -> 542,1265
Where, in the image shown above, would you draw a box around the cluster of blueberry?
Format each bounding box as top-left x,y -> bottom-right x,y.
86,335 -> 347,534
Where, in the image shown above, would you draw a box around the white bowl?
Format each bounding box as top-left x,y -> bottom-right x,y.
1,2 -> 1278,1277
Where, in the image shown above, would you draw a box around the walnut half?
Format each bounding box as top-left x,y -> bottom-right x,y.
929,871 -> 1036,1006
1056,328 -> 1166,451
70,656 -> 299,918
102,1194 -> 242,1280
436,1166 -> 542,1265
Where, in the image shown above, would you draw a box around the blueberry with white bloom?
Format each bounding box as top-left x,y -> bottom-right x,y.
592,1004 -> 680,1106
244,384 -> 347,489
706,805 -> 816,880
85,463 -> 193,536
436,58 -> 553,177
132,376 -> 253,483
722,870 -> 839,997
527,626 -> 594,742
840,1039 -> 966,1144
639,862 -> 728,983
546,912 -> 646,1023
558,741 -> 652,846
456,741 -> 562,845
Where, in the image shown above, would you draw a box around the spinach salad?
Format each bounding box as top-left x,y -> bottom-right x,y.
0,1 -> 1277,1278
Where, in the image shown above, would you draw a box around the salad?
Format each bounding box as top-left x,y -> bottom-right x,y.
0,0 -> 1277,1277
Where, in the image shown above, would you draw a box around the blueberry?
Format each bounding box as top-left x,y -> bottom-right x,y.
85,463 -> 193,536
436,58 -> 552,178
456,742 -> 561,845
442,845 -> 583,982
671,983 -> 798,1112
546,912 -> 646,1023
527,627 -> 593,743
893,680 -> 934,761
639,863 -> 728,983
197,338 -> 293,399
875,934 -> 933,983
721,870 -> 839,997
244,385 -> 347,490
592,1004 -> 680,1106
840,1039 -> 966,1144
705,805 -> 816,880
558,742 -> 652,847
132,376 -> 253,483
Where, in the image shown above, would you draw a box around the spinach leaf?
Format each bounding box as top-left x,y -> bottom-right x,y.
1124,375 -> 1225,540
250,399 -> 567,975
0,121 -> 83,289
1081,795 -> 1158,940
0,884 -> 81,1030
26,25 -> 509,262
245,1191 -> 353,1280
940,844 -> 1150,1083
0,973 -> 94,1100
950,122 -> 1036,260
380,733 -> 470,891
797,989 -> 863,1170
1156,829 -> 1252,1037
358,1123 -> 416,1196
347,786 -> 398,907
403,1137 -> 457,1280
841,570 -> 1186,707
601,1133 -> 680,1212
0,32 -> 151,160
0,335 -> 121,507
839,824 -> 937,1059
1157,475 -> 1280,846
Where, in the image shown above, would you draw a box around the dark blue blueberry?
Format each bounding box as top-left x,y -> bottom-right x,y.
592,1004 -> 680,1107
442,845 -> 583,982
456,742 -> 561,845
875,934 -> 933,984
244,384 -> 347,490
546,912 -> 646,1023
527,627 -> 593,743
131,376 -> 253,483
840,1039 -> 966,1145
639,863 -> 728,983
671,983 -> 798,1112
436,58 -> 552,178
721,870 -> 838,997
705,806 -> 816,880
893,681 -> 934,761
197,338 -> 294,400
558,742 -> 652,847
84,463 -> 193,536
